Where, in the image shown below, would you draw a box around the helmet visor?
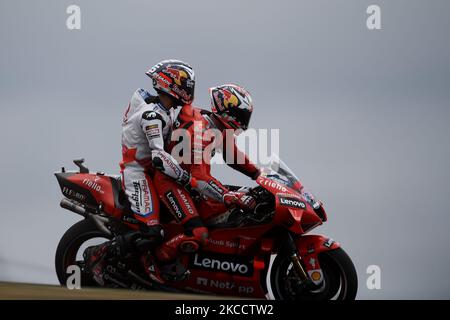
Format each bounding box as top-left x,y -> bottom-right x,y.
222,106 -> 252,130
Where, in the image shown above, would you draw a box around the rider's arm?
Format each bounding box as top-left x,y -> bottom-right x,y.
221,134 -> 260,180
141,111 -> 191,185
189,142 -> 257,207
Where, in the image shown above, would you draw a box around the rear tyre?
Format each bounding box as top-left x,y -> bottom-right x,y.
270,248 -> 358,300
55,218 -> 112,287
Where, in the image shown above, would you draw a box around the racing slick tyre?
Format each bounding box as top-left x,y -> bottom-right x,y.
270,248 -> 358,300
55,218 -> 113,287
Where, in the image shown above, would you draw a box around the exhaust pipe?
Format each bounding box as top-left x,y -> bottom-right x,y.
60,198 -> 87,217
60,198 -> 112,235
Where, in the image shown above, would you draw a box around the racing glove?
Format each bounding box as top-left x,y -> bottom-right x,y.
177,170 -> 193,187
177,171 -> 220,200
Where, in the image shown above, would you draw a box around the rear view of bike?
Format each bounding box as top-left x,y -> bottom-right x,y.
54,159 -> 159,289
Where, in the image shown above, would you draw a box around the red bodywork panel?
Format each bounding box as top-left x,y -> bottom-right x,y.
257,175 -> 324,233
165,224 -> 273,298
295,234 -> 340,284
56,172 -> 124,218
68,173 -> 123,218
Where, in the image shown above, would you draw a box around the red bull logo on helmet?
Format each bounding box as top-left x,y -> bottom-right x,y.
212,89 -> 238,112
221,89 -> 239,108
166,67 -> 188,86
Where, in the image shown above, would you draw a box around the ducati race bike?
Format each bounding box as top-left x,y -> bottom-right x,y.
54,156 -> 357,300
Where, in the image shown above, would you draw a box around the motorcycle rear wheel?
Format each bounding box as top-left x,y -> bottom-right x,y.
270,248 -> 358,300
55,218 -> 113,287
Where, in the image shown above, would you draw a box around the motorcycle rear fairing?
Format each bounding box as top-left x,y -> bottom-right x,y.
55,171 -> 124,218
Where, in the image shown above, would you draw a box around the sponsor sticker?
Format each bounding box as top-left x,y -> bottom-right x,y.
177,189 -> 195,215
260,177 -> 288,192
142,111 -> 166,127
195,277 -> 255,293
131,179 -> 152,216
208,180 -> 225,195
82,177 -> 105,194
62,186 -> 87,202
278,195 -> 306,209
165,191 -> 186,220
138,88 -> 151,100
308,270 -> 323,284
189,253 -> 254,276
146,128 -> 160,136
145,124 -> 159,130
323,238 -> 335,248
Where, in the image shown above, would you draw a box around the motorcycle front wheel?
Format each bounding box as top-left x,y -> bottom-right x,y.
270,248 -> 358,300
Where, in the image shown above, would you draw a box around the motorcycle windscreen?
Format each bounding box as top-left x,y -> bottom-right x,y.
259,154 -> 301,191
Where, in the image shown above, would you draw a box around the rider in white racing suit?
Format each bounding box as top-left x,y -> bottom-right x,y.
85,60 -> 213,285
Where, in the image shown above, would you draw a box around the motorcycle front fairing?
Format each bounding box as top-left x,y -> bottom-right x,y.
256,155 -> 325,234
256,156 -> 339,286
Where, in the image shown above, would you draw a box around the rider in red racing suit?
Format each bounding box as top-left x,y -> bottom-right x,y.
153,84 -> 260,267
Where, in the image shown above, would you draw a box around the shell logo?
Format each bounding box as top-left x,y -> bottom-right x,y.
310,271 -> 322,281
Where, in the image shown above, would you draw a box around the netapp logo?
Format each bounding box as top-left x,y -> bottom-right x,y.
196,277 -> 255,294
190,253 -> 253,276
279,196 -> 306,209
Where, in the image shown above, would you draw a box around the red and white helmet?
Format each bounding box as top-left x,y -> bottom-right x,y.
209,84 -> 253,131
146,59 -> 195,104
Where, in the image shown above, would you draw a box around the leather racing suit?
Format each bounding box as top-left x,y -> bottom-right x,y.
175,104 -> 260,201
120,89 -> 208,255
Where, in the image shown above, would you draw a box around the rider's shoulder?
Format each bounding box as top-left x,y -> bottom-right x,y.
129,89 -> 166,123
140,104 -> 169,127
179,104 -> 195,117
130,88 -> 159,107
176,105 -> 209,126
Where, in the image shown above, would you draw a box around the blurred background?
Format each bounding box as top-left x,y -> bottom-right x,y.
1,0 -> 449,299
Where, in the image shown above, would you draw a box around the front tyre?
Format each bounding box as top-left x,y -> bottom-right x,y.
55,218 -> 112,287
270,248 -> 358,300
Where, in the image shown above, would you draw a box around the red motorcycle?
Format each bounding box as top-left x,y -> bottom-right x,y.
54,156 -> 357,300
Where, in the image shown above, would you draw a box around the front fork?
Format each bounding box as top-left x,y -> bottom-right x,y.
284,233 -> 322,291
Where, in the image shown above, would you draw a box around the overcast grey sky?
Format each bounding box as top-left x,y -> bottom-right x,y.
1,0 -> 450,299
